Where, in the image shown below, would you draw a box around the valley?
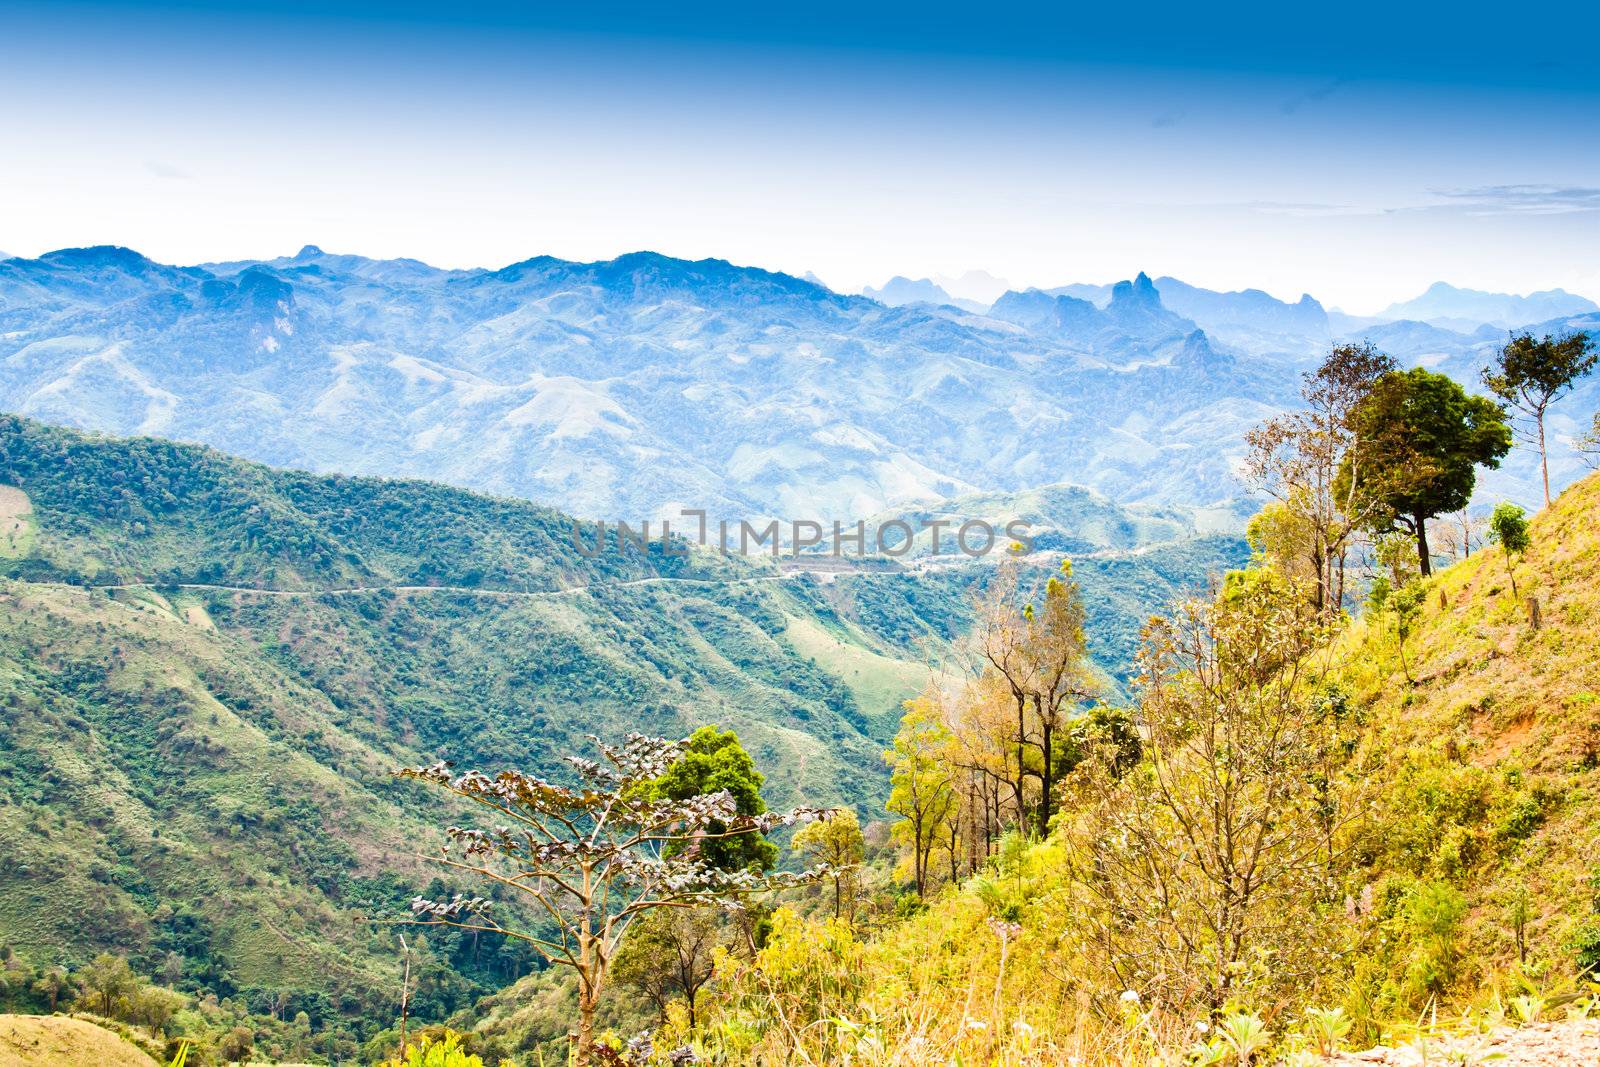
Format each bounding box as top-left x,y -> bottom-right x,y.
1,250 -> 1597,1066
0,414 -> 1244,1059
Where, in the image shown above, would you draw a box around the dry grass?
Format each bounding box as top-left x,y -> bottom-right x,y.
0,1014 -> 158,1067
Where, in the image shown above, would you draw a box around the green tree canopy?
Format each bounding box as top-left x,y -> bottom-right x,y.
650,725 -> 779,872
609,906 -> 723,1028
1338,368 -> 1512,575
1487,502 -> 1531,599
1483,331 -> 1597,504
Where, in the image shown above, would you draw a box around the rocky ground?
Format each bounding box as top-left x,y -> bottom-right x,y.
1330,1018 -> 1600,1065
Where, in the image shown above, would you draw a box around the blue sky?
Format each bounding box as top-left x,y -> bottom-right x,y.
2,0 -> 1598,311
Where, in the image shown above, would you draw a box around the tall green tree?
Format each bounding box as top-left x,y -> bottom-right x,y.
1483,331 -> 1597,505
1338,368 -> 1512,576
649,725 -> 780,872
74,953 -> 137,1018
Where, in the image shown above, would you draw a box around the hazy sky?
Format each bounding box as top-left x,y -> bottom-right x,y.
3,1 -> 1598,312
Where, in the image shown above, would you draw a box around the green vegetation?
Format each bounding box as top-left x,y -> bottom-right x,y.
1340,366 -> 1513,576
1482,330 -> 1597,505
0,413 -> 696,590
377,1029 -> 483,1067
1488,501 -> 1531,599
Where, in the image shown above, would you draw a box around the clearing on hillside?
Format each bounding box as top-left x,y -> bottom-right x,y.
0,486 -> 32,558
783,615 -> 930,725
0,1014 -> 158,1066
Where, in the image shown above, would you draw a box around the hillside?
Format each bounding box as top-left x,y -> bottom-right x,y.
1337,468 -> 1600,988
0,417 -> 929,1043
0,416 -> 1244,1053
562,470 -> 1600,1067
0,1015 -> 158,1066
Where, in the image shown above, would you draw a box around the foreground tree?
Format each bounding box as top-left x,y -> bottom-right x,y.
885,695 -> 958,898
1244,342 -> 1398,613
975,560 -> 1100,834
1339,368 -> 1512,576
397,734 -> 829,1065
609,907 -> 722,1029
1483,330 -> 1597,505
790,807 -> 866,922
1063,572 -> 1358,1014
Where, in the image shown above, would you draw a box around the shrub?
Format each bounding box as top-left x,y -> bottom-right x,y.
1401,881 -> 1468,1001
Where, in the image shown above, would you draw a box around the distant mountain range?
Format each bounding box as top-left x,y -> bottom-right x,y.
861,276 -> 987,314
2,245 -> 1596,521
1376,282 -> 1599,331
868,272 -> 1598,341
0,248 -> 1290,519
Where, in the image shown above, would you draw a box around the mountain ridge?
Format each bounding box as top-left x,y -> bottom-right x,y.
3,247 -> 1595,520
0,247 -> 1288,519
1378,280 -> 1598,329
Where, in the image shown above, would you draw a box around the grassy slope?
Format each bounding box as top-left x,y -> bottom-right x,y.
1338,468 -> 1600,983
726,473 -> 1600,1061
0,1014 -> 159,1067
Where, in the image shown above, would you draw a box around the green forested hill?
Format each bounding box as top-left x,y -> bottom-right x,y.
0,412 -> 710,590
0,417 -> 936,1043
0,416 -> 1241,1052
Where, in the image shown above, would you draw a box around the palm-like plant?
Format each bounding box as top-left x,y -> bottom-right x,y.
1303,1006 -> 1352,1057
1217,1012 -> 1271,1066
379,1028 -> 484,1067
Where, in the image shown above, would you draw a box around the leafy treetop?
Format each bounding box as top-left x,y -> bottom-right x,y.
645,725 -> 778,873
1338,368 -> 1512,575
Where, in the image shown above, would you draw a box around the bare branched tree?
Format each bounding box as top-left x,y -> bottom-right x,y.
1062,574 -> 1363,1016
1483,330 -> 1597,505
1577,411 -> 1600,471
973,560 -> 1100,834
1243,342 -> 1398,613
396,734 -> 830,1065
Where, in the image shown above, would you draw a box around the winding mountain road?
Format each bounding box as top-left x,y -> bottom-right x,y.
34,571 -> 806,601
